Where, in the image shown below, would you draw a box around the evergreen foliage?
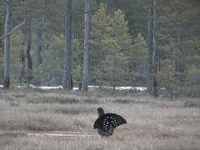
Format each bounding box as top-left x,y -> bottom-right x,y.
90,3 -> 133,88
1,0 -> 200,97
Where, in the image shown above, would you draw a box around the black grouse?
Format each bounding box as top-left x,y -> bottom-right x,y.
93,107 -> 127,137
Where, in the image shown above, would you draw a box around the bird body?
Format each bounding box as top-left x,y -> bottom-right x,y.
94,108 -> 127,137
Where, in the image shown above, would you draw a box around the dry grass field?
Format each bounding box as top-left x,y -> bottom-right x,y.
0,88 -> 200,150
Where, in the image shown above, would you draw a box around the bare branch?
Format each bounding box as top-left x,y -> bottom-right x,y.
0,20 -> 26,40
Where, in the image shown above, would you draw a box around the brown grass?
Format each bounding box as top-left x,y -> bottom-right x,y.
0,88 -> 200,150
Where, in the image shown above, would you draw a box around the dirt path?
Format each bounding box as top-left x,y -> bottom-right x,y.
0,131 -> 99,138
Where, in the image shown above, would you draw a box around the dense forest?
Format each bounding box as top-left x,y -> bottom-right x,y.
0,0 -> 200,97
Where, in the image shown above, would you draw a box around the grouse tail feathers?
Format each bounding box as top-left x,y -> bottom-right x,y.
94,113 -> 127,129
94,108 -> 127,137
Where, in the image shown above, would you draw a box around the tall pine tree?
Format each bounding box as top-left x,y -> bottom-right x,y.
90,3 -> 132,88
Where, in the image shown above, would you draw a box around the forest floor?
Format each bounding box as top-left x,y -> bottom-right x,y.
0,88 -> 200,150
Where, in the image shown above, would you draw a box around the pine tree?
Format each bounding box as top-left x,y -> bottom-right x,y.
101,9 -> 132,88
90,3 -> 110,86
129,33 -> 147,86
90,3 -> 133,88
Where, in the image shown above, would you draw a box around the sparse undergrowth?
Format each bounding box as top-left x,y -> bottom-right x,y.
0,88 -> 200,150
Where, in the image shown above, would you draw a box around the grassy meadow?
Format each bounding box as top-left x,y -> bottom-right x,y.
0,88 -> 200,150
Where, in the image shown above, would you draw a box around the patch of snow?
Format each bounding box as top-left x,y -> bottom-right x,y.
73,87 -> 79,91
29,84 -> 63,90
88,85 -> 147,91
115,86 -> 147,91
0,84 -> 147,92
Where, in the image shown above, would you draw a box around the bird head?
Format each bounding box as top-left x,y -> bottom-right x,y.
97,107 -> 105,116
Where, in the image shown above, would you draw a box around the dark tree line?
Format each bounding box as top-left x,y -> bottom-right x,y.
1,0 -> 200,97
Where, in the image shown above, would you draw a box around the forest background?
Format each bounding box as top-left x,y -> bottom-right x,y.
0,0 -> 200,98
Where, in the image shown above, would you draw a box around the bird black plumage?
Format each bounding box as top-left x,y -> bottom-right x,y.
94,107 -> 127,137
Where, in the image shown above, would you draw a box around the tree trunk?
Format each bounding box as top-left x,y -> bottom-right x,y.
106,0 -> 119,14
82,0 -> 90,91
63,0 -> 73,90
35,25 -> 43,68
152,0 -> 159,97
3,0 -> 12,89
19,46 -> 25,82
147,0 -> 158,97
0,43 -> 2,84
25,18 -> 33,87
176,30 -> 185,84
34,24 -> 43,85
147,7 -> 153,94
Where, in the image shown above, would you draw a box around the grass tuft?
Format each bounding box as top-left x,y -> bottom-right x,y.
184,100 -> 200,108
